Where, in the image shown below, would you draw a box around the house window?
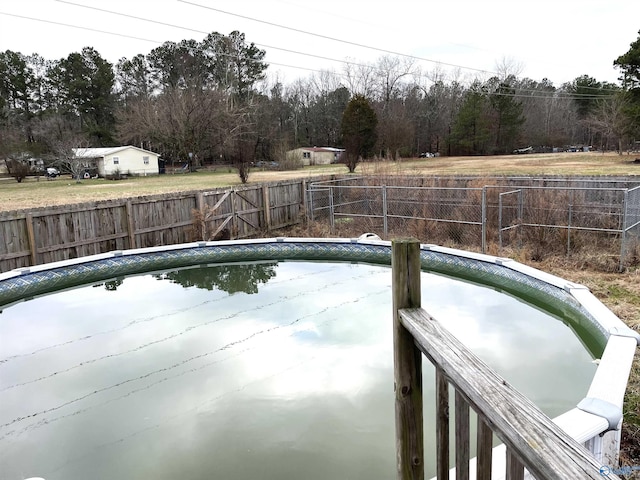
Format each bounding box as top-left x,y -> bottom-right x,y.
112,156 -> 120,165
143,156 -> 149,165
303,152 -> 311,159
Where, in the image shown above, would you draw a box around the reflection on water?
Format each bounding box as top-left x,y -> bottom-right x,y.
155,262 -> 278,294
0,261 -> 596,480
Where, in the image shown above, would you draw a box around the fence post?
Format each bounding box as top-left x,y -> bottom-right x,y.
567,203 -> 572,257
481,187 -> 487,254
518,189 -> 523,247
25,213 -> 37,266
125,200 -> 136,249
301,179 -> 308,222
329,186 -> 335,232
498,192 -> 504,249
196,192 -> 204,213
308,186 -> 315,222
392,238 -> 424,480
383,185 -> 388,237
620,188 -> 629,272
262,184 -> 271,231
231,189 -> 237,238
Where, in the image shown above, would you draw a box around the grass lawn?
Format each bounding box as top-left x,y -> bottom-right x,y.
2,151 -> 639,212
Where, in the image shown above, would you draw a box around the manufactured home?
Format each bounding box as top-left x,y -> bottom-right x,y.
72,146 -> 161,177
287,147 -> 345,166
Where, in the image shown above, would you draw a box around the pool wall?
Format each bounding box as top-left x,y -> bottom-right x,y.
0,236 -> 637,473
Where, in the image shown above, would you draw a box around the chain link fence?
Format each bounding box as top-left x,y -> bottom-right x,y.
308,177 -> 640,270
623,186 -> 640,266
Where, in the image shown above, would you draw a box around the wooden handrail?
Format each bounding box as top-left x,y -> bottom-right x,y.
390,238 -> 618,480
399,306 -> 619,480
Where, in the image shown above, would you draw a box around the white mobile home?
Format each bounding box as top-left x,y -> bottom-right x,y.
287,147 -> 345,166
72,146 -> 161,177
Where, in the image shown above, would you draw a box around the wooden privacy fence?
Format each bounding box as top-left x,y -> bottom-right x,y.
0,180 -> 307,272
391,239 -> 619,480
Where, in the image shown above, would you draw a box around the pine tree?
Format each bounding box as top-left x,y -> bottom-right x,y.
614,30 -> 640,143
340,95 -> 378,172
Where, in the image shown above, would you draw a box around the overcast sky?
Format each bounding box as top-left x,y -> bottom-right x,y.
1,0 -> 638,88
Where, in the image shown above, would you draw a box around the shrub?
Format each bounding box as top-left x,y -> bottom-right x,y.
8,160 -> 31,183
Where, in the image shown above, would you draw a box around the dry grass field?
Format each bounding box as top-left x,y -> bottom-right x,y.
1,150 -> 639,468
2,151 -> 640,212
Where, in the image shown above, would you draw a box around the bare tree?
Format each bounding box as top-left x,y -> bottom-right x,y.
413,69 -> 455,155
118,86 -> 229,171
372,56 -> 417,159
59,144 -> 92,182
342,59 -> 377,98
374,55 -> 416,106
225,132 -> 254,183
220,100 -> 262,183
377,89 -> 414,159
494,56 -> 524,81
31,114 -> 90,182
587,92 -> 630,153
285,78 -> 315,146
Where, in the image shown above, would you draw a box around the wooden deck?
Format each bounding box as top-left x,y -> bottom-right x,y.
391,239 -> 620,480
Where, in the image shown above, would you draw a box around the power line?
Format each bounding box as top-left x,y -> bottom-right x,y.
177,0 -> 499,76
0,11 -> 162,46
57,0 -> 499,81
173,1 -> 620,98
55,0 -> 624,97
48,1 -> 616,100
0,11 -> 336,77
53,0 -> 374,71
0,10 -> 618,101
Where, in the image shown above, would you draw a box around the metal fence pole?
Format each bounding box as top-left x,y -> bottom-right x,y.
383,185 -> 388,237
308,188 -> 315,222
329,186 -> 335,232
518,189 -> 523,247
567,204 -> 572,257
482,187 -> 487,254
498,192 -> 504,249
620,189 -> 629,272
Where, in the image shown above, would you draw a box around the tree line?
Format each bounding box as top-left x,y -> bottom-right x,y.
1,29 -> 639,181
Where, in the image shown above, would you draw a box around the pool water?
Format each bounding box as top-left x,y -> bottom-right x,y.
0,261 -> 597,480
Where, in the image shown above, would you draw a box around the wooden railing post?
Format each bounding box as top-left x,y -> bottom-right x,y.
392,238 -> 424,480
506,450 -> 525,480
455,391 -> 470,480
476,416 -> 493,480
436,370 -> 450,479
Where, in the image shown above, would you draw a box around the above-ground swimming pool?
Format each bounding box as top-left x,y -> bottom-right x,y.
0,238 -> 636,480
